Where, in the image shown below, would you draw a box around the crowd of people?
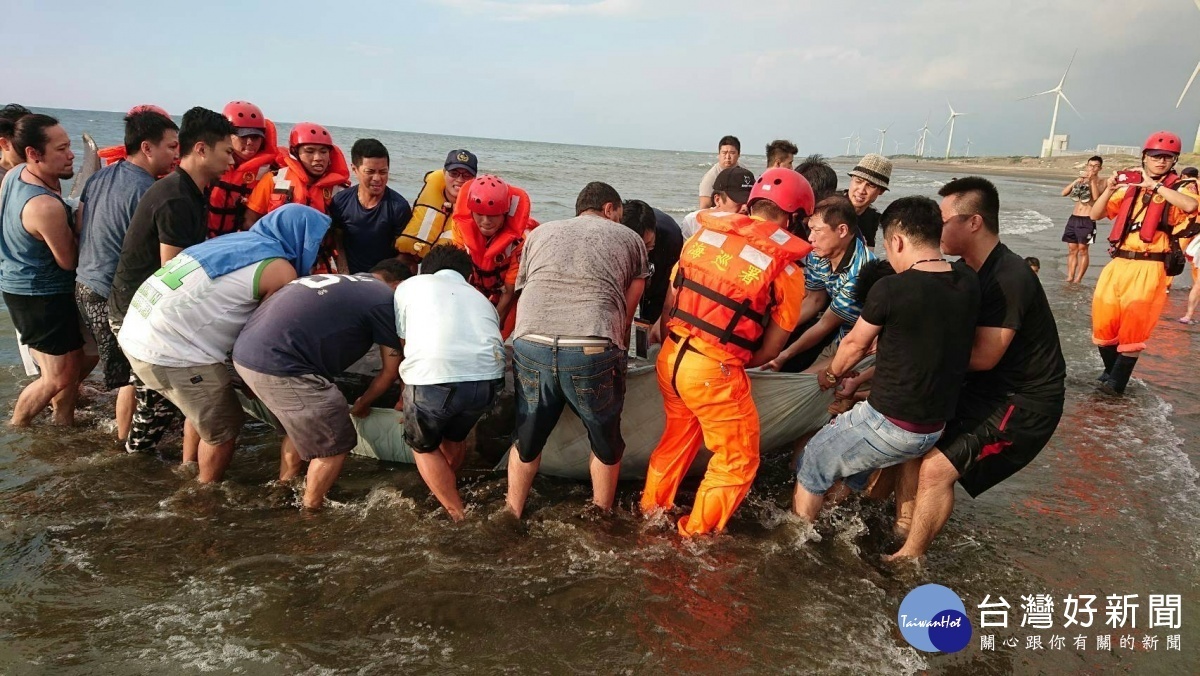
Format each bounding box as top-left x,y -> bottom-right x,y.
0,101 -> 1195,559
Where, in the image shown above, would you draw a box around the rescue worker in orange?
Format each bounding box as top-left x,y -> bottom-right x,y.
244,122 -> 350,272
205,101 -> 278,239
1089,131 -> 1198,395
641,168 -> 814,536
446,174 -> 532,338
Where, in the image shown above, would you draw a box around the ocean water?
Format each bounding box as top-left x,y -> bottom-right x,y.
0,108 -> 1196,674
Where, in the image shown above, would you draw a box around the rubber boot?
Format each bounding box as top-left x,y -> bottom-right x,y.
1097,345 -> 1118,384
1099,355 -> 1137,396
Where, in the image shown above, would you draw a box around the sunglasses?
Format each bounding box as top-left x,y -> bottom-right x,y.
446,169 -> 475,180
1146,152 -> 1176,160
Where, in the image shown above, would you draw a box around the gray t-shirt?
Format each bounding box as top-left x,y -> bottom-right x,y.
697,161 -> 744,198
76,161 -> 155,298
513,214 -> 649,348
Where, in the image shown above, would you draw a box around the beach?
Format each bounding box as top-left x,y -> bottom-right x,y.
882,151 -> 1200,182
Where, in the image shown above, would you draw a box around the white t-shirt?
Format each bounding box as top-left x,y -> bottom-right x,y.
394,269 -> 505,386
679,209 -> 735,240
118,254 -> 273,367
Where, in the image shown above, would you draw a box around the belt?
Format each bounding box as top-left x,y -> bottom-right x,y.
1112,249 -> 1168,262
520,334 -> 612,347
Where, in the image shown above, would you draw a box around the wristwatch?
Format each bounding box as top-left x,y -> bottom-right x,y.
1153,182 -> 1164,194
824,369 -> 839,384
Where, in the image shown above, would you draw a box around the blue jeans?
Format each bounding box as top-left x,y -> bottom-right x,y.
512,338 -> 627,465
403,380 -> 499,452
797,401 -> 944,495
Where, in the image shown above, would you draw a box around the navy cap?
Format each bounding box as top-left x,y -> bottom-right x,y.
444,149 -> 478,175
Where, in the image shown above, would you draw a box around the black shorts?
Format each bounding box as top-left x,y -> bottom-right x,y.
4,291 -> 84,356
403,380 -> 498,453
939,397 -> 1061,498
1061,215 -> 1096,245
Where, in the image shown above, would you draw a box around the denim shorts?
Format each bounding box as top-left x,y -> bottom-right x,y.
512,338 -> 627,465
796,401 -> 943,495
403,379 -> 499,452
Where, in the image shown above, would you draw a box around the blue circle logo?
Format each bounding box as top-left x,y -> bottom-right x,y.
897,584 -> 972,653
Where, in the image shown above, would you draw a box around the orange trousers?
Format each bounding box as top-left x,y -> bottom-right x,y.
640,336 -> 760,536
1092,257 -> 1168,353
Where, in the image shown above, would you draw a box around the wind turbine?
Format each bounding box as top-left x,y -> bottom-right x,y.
892,139 -> 902,155
1019,49 -> 1081,157
876,123 -> 892,154
941,101 -> 966,159
854,134 -> 862,155
841,133 -> 854,155
965,138 -> 973,157
916,114 -> 934,158
1174,0 -> 1200,153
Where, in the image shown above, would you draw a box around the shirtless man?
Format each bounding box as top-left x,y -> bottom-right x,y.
1060,155 -> 1103,284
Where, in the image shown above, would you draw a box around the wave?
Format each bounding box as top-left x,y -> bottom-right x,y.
1002,209 -> 1055,236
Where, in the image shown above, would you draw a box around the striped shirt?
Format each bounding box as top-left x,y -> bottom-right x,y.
803,236 -> 876,341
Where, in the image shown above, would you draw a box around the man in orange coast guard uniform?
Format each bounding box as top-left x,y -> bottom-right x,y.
641,168 -> 814,536
1089,131 -> 1198,395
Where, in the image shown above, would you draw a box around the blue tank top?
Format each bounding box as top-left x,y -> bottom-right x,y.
0,167 -> 75,295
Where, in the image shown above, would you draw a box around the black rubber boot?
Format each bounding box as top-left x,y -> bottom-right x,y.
1099,354 -> 1137,396
1097,345 -> 1118,383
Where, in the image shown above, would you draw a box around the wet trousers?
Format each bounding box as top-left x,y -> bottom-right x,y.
641,336 -> 760,536
1092,257 -> 1168,353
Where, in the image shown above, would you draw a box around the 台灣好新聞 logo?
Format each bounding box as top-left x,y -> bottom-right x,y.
898,584 -> 973,653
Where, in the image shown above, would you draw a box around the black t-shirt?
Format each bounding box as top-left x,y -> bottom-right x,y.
862,266 -> 981,425
839,189 -> 881,247
962,242 -> 1066,413
108,169 -> 208,323
640,208 -> 684,322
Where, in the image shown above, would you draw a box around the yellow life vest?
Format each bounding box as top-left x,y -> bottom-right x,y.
395,169 -> 455,257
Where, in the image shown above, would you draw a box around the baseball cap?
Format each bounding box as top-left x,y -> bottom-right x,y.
234,127 -> 265,138
712,166 -> 755,204
444,149 -> 478,175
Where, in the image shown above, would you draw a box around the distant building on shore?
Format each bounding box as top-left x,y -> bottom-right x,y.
1040,134 -> 1070,157
1096,144 -> 1140,157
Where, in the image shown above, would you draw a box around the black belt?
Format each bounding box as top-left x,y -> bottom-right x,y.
1112,249 -> 1167,262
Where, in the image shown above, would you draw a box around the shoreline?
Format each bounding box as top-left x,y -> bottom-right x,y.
873,152 -> 1200,183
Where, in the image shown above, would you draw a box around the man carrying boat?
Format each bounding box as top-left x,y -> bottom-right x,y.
640,168 -> 813,536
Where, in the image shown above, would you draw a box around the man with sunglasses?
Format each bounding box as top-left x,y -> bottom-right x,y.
1088,131 -> 1198,395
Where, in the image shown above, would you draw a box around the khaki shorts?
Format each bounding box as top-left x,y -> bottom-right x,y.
127,357 -> 243,445
233,363 -> 357,461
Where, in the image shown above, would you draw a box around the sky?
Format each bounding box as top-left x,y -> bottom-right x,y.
6,0 -> 1200,157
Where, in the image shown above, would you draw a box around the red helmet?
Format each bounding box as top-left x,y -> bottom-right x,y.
289,122 -> 333,148
223,101 -> 266,130
1144,131 -> 1182,156
749,168 -> 815,216
466,175 -> 511,216
128,104 -> 169,118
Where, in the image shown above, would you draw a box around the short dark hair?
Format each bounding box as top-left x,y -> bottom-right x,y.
0,103 -> 31,139
938,176 -> 1000,235
178,106 -> 235,158
123,110 -> 179,155
1182,166 -> 1199,178
812,195 -> 858,235
370,258 -> 413,284
1088,155 -> 1103,165
620,199 -> 655,237
575,181 -> 622,216
351,138 -> 389,167
766,139 -> 798,165
420,243 -> 473,280
853,258 -> 897,305
12,114 -> 59,162
796,154 -> 837,202
749,199 -> 788,223
718,135 -> 740,152
1025,256 -> 1041,269
879,195 -> 944,248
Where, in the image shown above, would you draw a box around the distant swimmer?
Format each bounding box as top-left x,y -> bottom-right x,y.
680,166 -> 753,239
328,139 -> 412,274
1089,132 -> 1199,395
74,109 -> 178,442
0,104 -> 31,183
765,139 -> 798,170
697,135 -> 742,210
206,101 -> 279,239
394,149 -> 478,264
446,174 -> 532,337
1060,155 -> 1104,284
118,204 -> 329,483
641,168 -> 813,537
233,259 -> 411,509
0,114 -> 83,426
244,122 -> 349,272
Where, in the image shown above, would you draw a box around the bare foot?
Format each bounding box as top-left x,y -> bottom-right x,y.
882,549 -> 921,564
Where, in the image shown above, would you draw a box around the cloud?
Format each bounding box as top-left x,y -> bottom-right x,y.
345,42 -> 394,58
433,0 -> 640,20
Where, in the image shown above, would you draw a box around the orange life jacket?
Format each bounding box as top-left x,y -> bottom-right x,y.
96,146 -> 176,178
1108,171 -> 1182,246
450,180 -> 532,304
668,211 -> 812,363
264,146 -> 350,215
206,120 -> 279,238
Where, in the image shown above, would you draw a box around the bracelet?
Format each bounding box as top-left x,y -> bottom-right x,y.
824,369 -> 839,384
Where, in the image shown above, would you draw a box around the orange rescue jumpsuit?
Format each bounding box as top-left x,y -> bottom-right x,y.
641,211 -> 810,536
1092,182 -> 1197,352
